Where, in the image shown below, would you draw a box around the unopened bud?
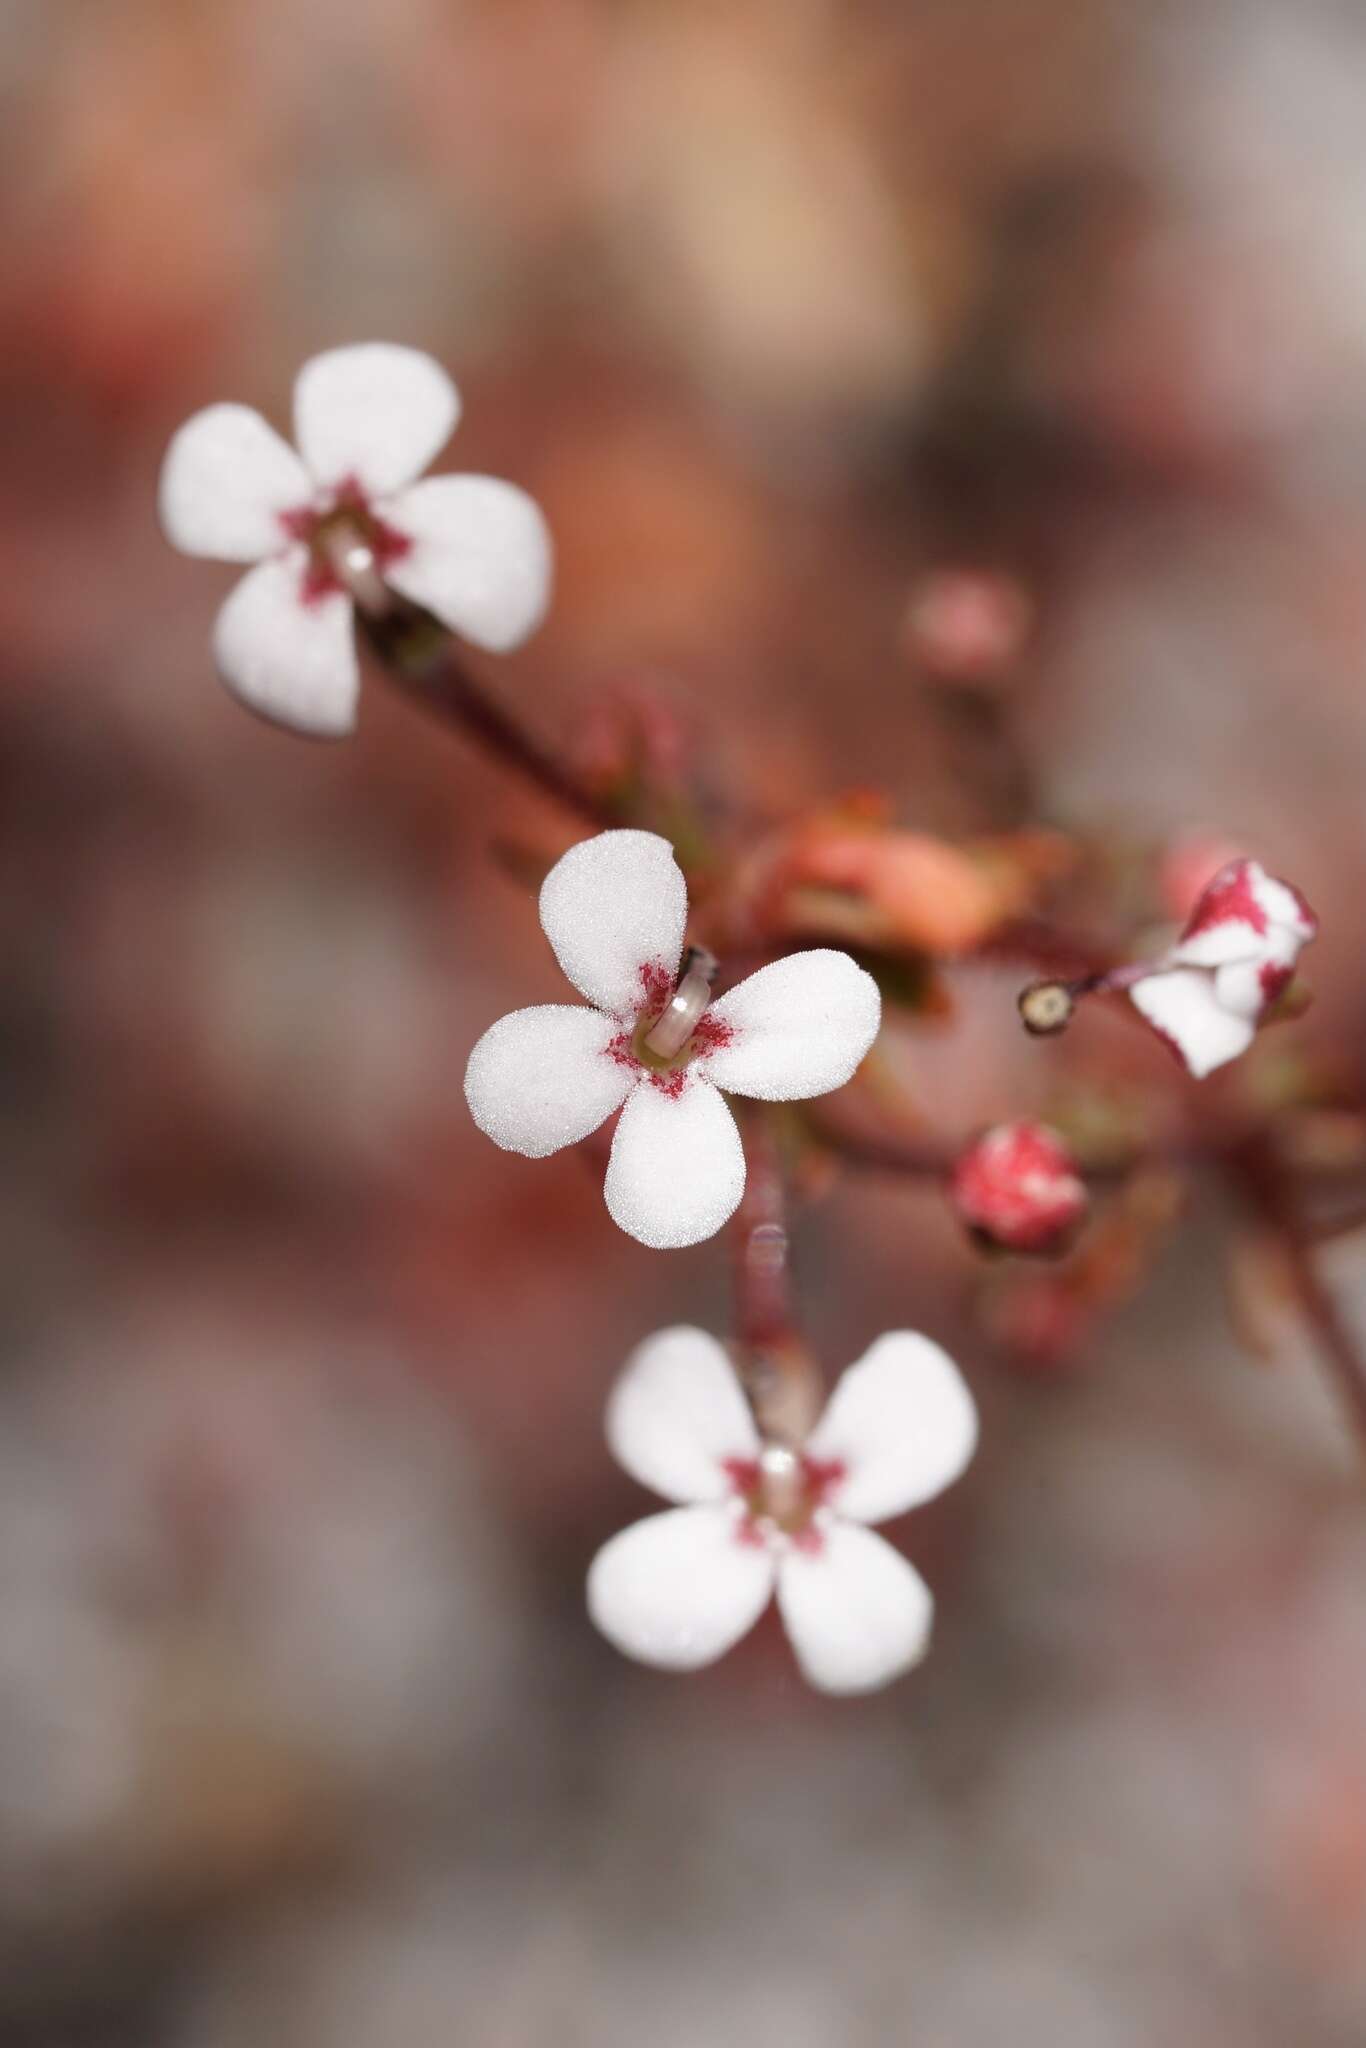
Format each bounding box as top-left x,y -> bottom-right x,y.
1018,980 -> 1075,1036
951,1120 -> 1088,1256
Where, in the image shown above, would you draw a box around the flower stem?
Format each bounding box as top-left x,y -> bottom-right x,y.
730,1111 -> 823,1445
1228,1134 -> 1366,1459
358,600 -> 619,831
805,1112 -> 1144,1186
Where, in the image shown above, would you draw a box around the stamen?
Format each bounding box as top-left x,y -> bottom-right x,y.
643,946 -> 719,1058
319,524 -> 390,618
757,1442 -> 802,1522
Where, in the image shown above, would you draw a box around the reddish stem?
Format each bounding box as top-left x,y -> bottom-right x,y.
730,1112 -> 823,1444
1229,1134 -> 1366,1458
360,602 -> 618,832
807,1114 -> 1144,1186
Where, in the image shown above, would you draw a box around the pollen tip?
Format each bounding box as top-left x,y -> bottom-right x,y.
1018,980 -> 1075,1036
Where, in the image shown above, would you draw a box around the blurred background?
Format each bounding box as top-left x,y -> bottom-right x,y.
4,0 -> 1366,2040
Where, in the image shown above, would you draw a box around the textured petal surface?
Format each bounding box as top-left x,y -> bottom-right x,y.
383,476 -> 552,652
1129,968 -> 1256,1078
159,404 -> 311,562
587,1506 -> 775,1671
704,950 -> 881,1100
606,1327 -> 759,1505
463,1005 -> 632,1158
539,831 -> 687,1017
604,1079 -> 745,1249
777,1523 -> 933,1694
805,1332 -> 978,1523
212,555 -> 359,736
293,344 -> 459,495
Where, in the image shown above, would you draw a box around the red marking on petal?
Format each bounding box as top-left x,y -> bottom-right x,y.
1284,881 -> 1319,939
799,1455 -> 846,1505
1145,1014 -> 1197,1071
332,474 -> 412,569
603,1030 -> 641,1074
790,1522 -> 826,1556
279,502 -> 318,545
1181,859 -> 1268,941
691,1011 -> 736,1055
723,1456 -> 761,1494
637,960 -> 674,1020
647,1067 -> 688,1100
278,476 -> 411,606
1260,962 -> 1294,1006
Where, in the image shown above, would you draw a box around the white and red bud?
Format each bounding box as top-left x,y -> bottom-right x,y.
951,1120 -> 1088,1256
1128,857 -> 1318,1078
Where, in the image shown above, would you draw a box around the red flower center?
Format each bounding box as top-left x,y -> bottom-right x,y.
280,475 -> 412,606
603,958 -> 736,1099
724,1449 -> 847,1552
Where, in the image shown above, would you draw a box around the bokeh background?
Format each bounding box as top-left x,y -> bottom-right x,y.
4,0 -> 1366,2040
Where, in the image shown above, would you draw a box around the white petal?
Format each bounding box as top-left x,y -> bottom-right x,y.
382,476 -> 552,652
159,404 -> 311,562
1129,968 -> 1256,1078
605,1327 -> 759,1504
539,830 -> 687,1018
463,1005 -> 633,1158
777,1522 -> 932,1694
1170,922 -> 1264,970
604,1079 -> 745,1249
1214,958 -> 1273,1021
293,343 -> 459,496
212,554 -> 359,736
805,1332 -> 978,1523
704,950 -> 881,1101
1253,868 -> 1316,941
587,1506 -> 775,1671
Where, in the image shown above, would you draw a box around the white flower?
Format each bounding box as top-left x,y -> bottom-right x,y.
159,343 -> 552,736
463,830 -> 881,1248
1128,857 -> 1318,1078
587,1325 -> 977,1693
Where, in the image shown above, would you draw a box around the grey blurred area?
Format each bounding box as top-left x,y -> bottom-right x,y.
2,0 -> 1366,2041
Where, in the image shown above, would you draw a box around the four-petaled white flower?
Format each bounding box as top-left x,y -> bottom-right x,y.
587,1325 -> 977,1693
159,343 -> 552,736
463,830 -> 881,1248
1128,857 -> 1318,1078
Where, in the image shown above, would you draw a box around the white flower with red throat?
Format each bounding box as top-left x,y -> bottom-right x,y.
159,343 -> 552,736
1128,857 -> 1318,1078
463,830 -> 881,1249
587,1326 -> 977,1693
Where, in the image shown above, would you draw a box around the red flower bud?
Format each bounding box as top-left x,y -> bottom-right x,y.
951,1121 -> 1088,1256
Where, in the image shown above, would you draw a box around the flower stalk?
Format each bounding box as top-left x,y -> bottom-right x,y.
1228,1133 -> 1366,1459
359,597 -> 619,831
730,1111 -> 824,1445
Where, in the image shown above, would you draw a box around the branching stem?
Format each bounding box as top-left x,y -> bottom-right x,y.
1229,1134 -> 1366,1459
359,601 -> 618,831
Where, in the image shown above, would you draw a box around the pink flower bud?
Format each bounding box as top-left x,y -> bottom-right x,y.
1128,857 -> 1317,1078
951,1121 -> 1088,1256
